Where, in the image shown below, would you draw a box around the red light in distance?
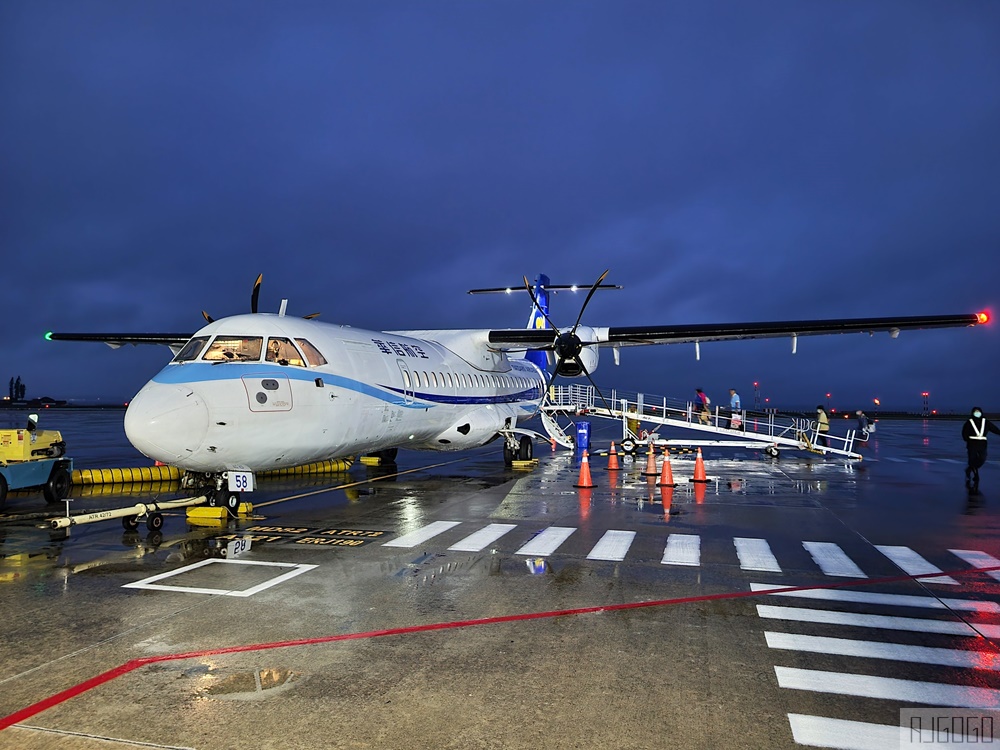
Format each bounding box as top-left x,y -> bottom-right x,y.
977,311 -> 990,324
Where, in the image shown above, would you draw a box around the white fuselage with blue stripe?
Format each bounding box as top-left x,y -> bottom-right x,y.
123,314 -> 545,473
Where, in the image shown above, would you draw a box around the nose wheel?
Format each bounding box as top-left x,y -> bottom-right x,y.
210,487 -> 241,517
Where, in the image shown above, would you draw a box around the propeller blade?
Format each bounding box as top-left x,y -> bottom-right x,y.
201,311 -> 214,324
251,273 -> 263,314
571,269 -> 609,332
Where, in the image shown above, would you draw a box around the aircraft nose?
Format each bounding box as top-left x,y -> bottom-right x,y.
125,384 -> 209,465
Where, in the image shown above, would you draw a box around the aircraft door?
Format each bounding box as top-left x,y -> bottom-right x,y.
242,375 -> 293,412
397,361 -> 414,404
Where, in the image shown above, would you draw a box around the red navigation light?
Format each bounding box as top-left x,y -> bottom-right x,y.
977,311 -> 990,324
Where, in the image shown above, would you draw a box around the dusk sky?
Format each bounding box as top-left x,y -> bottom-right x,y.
2,2 -> 998,412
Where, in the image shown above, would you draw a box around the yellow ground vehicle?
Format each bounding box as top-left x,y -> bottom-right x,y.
0,421 -> 72,510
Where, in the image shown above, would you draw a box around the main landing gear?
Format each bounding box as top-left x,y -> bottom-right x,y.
503,435 -> 533,466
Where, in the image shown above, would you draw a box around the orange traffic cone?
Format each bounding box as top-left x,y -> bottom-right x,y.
574,450 -> 597,488
607,442 -> 620,471
692,447 -> 708,483
641,439 -> 659,476
657,446 -> 675,487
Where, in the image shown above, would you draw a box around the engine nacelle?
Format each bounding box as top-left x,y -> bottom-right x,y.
427,406 -> 505,451
555,326 -> 600,377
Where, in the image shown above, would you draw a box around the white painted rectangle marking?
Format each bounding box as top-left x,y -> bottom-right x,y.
884,457 -> 908,463
447,524 -> 517,552
765,632 -> 1000,670
802,542 -> 866,578
515,526 -> 576,556
749,583 -> 999,612
122,559 -> 317,597
775,666 -> 1000,709
587,530 -> 636,561
788,714 -> 970,750
950,549 -> 1000,582
661,534 -> 700,566
733,537 -> 781,572
875,545 -> 958,584
938,458 -> 963,464
383,521 -> 462,548
756,605 -> 1000,637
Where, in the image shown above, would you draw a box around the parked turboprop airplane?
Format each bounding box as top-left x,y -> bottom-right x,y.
48,272 -> 988,513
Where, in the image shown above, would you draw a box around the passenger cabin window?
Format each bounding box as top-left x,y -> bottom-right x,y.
266,337 -> 305,367
295,338 -> 328,366
202,336 -> 263,362
173,336 -> 209,362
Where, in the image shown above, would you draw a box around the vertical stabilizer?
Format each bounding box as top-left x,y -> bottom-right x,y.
525,274 -> 551,373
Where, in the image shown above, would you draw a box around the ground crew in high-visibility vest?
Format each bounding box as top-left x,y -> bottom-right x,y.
962,407 -> 1000,490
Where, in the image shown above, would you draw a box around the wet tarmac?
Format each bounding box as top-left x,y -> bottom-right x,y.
2,412 -> 1000,749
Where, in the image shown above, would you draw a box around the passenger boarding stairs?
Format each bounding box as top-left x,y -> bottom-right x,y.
541,385 -> 862,460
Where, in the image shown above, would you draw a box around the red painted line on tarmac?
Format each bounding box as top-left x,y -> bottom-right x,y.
4,563 -> 1000,731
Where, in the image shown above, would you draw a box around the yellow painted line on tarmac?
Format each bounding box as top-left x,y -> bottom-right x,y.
252,456 -> 474,509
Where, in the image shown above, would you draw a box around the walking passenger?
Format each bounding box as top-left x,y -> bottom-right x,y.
962,407 -> 1000,490
816,406 -> 830,448
695,388 -> 711,425
728,389 -> 742,429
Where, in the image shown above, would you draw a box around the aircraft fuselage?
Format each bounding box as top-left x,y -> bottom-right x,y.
123,314 -> 545,473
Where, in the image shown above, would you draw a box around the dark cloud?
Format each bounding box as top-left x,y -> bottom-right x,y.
2,1 -> 998,409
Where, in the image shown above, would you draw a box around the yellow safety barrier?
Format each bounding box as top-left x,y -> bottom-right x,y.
259,458 -> 354,476
71,457 -> 354,485
72,466 -> 183,485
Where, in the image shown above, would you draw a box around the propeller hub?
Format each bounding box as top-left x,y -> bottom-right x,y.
555,331 -> 583,359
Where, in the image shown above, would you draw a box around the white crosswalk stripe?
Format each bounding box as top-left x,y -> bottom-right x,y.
661,533 -> 700,566
787,713 -> 989,750
382,521 -> 462,548
765,632 -> 1000,670
802,542 -> 866,578
775,666 -> 1000,709
950,549 -> 1000,582
875,544 -> 959,584
756,605 -> 998,637
447,524 -> 517,552
514,526 -> 575,556
734,537 -> 781,572
749,583 -> 1000,612
587,530 -> 636,561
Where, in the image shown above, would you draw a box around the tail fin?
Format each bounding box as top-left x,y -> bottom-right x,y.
524,274 -> 551,373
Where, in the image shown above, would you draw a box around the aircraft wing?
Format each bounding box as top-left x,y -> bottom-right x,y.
487,312 -> 986,349
45,332 -> 193,350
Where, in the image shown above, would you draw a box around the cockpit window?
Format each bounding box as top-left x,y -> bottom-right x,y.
202,336 -> 263,362
295,338 -> 328,366
265,337 -> 305,367
173,336 -> 210,362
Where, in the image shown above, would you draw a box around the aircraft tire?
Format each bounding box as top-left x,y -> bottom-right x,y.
518,436 -> 533,461
0,474 -> 7,511
503,442 -> 515,466
43,466 -> 71,504
146,513 -> 164,531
